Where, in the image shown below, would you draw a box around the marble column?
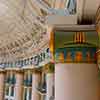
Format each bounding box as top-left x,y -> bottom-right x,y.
0,70 -> 5,100
31,70 -> 41,100
55,63 -> 98,100
45,63 -> 54,100
54,32 -> 98,100
14,70 -> 23,100
46,73 -> 54,100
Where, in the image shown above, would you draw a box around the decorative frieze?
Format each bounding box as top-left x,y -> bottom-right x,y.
54,31 -> 97,63
55,47 -> 97,63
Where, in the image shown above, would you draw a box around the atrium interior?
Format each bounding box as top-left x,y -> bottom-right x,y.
0,0 -> 99,100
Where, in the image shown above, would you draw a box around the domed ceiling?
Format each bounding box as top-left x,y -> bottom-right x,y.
0,0 -> 76,63
0,0 -> 54,62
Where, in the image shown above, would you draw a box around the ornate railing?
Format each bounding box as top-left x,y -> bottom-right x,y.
0,48 -> 51,69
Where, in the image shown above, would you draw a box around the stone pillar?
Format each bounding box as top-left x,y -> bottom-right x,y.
54,32 -> 98,100
14,70 -> 23,100
0,70 -> 5,100
55,63 -> 98,100
45,63 -> 54,100
31,70 -> 41,100
46,73 -> 54,100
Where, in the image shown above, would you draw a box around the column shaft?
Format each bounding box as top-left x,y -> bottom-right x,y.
31,72 -> 40,100
55,63 -> 98,100
0,71 -> 5,100
14,71 -> 23,100
46,73 -> 54,100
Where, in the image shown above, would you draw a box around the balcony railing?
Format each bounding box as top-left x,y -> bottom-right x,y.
0,48 -> 50,69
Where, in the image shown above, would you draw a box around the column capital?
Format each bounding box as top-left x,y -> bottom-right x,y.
14,69 -> 24,75
0,69 -> 6,74
32,68 -> 41,74
43,62 -> 54,73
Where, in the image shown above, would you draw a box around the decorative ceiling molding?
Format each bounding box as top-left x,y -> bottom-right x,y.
0,0 -> 70,62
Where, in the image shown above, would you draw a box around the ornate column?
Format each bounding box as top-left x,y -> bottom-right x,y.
44,63 -> 54,100
54,32 -> 98,100
14,70 -> 24,100
31,70 -> 41,100
0,70 -> 5,100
